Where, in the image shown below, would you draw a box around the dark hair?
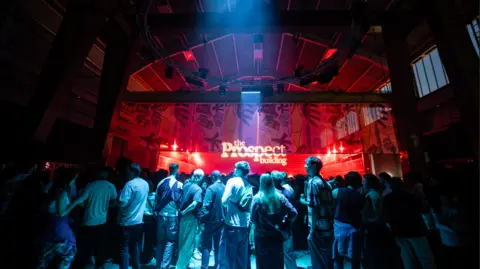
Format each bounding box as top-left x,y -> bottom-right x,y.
47,167 -> 78,202
130,163 -> 141,177
389,177 -> 404,191
169,163 -> 179,174
335,175 -> 345,188
115,157 -> 133,172
378,172 -> 392,187
306,156 -> 323,172
363,174 -> 381,190
235,161 -> 250,176
344,171 -> 362,189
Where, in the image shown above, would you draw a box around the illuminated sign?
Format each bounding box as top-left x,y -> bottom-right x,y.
221,140 -> 287,166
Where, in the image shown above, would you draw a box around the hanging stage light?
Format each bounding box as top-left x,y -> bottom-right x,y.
277,83 -> 285,94
164,66 -> 173,79
198,68 -> 209,79
219,85 -> 227,95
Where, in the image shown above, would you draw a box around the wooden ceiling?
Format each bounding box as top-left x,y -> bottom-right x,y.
128,0 -> 394,93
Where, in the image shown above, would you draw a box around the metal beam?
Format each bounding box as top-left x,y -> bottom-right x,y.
122,91 -> 391,103
145,10 -> 423,33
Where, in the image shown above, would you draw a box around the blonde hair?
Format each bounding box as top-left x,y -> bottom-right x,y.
255,173 -> 280,214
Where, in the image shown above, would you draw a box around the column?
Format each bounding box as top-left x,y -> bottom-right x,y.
383,24 -> 426,173
24,1 -> 108,142
90,21 -> 140,161
425,0 -> 479,158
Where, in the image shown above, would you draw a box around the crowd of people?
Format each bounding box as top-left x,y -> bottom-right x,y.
0,156 -> 476,269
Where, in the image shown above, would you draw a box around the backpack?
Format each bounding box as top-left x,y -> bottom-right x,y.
237,185 -> 253,212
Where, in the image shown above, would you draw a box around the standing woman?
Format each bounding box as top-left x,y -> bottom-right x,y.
251,173 -> 298,269
36,167 -> 87,269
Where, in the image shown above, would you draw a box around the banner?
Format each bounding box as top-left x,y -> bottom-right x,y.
109,102 -> 398,155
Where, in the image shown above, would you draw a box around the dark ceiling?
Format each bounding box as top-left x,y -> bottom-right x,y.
1,0 -> 437,129
128,0 -> 395,92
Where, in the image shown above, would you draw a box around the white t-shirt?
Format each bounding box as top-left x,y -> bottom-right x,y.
222,177 -> 250,227
118,177 -> 149,226
82,180 -> 117,226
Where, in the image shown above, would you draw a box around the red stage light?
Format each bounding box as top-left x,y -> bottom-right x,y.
183,50 -> 195,61
172,142 -> 178,151
322,48 -> 338,60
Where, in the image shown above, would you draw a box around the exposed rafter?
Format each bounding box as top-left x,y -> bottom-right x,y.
123,91 -> 391,103
145,10 -> 423,33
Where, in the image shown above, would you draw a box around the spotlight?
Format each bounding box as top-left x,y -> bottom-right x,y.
198,68 -> 209,79
219,85 -> 226,95
277,83 -> 285,94
165,66 -> 173,79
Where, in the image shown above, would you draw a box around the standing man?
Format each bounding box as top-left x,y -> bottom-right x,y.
176,169 -> 205,269
199,170 -> 226,269
75,168 -> 117,269
301,157 -> 334,269
218,161 -> 252,269
155,163 -> 183,269
118,163 -> 149,269
271,171 -> 297,269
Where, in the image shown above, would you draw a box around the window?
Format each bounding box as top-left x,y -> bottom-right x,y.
378,82 -> 392,93
412,48 -> 449,97
362,106 -> 392,126
336,111 -> 359,140
467,18 -> 480,56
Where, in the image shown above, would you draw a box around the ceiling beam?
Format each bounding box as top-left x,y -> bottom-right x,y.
122,91 -> 391,103
145,10 -> 423,33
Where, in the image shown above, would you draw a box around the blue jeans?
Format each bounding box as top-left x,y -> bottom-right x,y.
156,216 -> 178,269
217,225 -> 249,269
119,224 -> 143,269
200,222 -> 223,269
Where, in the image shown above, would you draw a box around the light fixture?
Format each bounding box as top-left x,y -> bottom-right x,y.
219,85 -> 227,95
164,66 -> 173,79
277,83 -> 285,94
198,68 -> 209,79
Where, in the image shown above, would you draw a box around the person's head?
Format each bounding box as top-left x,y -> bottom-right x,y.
344,171 -> 362,190
271,170 -> 284,190
378,172 -> 392,189
94,167 -> 110,181
169,163 -> 179,177
234,161 -> 250,178
126,163 -> 141,181
259,173 -> 276,194
363,174 -> 381,191
387,177 -> 404,192
191,169 -> 205,185
256,173 -> 280,213
115,157 -> 133,175
335,175 -> 345,188
53,167 -> 78,191
280,172 -> 288,184
305,156 -> 323,177
211,170 -> 221,182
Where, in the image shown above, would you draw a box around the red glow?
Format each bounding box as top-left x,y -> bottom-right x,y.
322,48 -> 338,60
172,142 -> 178,151
154,152 -> 365,178
183,50 -> 195,61
339,143 -> 344,153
